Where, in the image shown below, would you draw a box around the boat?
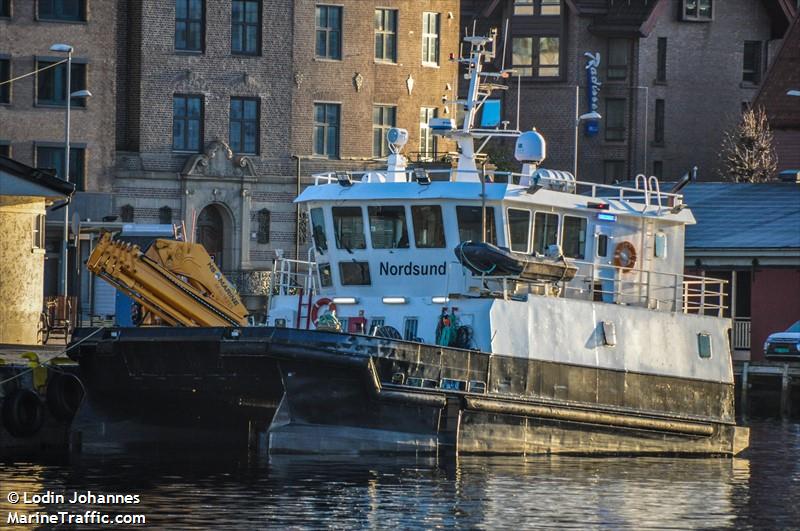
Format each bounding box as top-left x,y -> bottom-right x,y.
262,33 -> 748,456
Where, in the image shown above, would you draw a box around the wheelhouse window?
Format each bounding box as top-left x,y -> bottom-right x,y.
0,58 -> 9,104
419,107 -> 438,161
607,39 -> 630,80
39,0 -> 86,21
561,216 -> 587,259
230,97 -> 259,154
36,145 -> 86,190
422,12 -> 440,66
507,209 -> 531,253
316,5 -> 342,60
368,206 -> 409,249
339,261 -> 371,285
374,9 -> 397,63
313,102 -> 340,158
36,60 -> 87,107
175,0 -> 204,52
512,37 -> 559,78
332,206 -> 366,250
457,206 -> 497,245
683,0 -> 712,21
173,94 -> 203,152
373,105 -> 396,158
605,98 -> 626,141
411,205 -> 445,248
310,207 -> 328,251
319,263 -> 333,287
742,41 -> 762,84
533,212 -> 558,255
596,234 -> 608,257
231,0 -> 261,55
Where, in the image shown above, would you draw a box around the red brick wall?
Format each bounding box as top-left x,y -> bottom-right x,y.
750,268 -> 800,360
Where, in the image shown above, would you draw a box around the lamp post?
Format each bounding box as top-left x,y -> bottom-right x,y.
49,43 -> 92,302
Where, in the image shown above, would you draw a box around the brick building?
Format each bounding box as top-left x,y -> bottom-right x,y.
462,0 -> 796,183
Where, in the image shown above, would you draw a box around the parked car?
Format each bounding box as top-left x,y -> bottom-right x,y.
764,320 -> 800,360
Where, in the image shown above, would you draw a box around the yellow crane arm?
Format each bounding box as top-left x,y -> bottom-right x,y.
87,233 -> 249,327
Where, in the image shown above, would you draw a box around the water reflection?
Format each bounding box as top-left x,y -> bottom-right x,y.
1,421 -> 797,529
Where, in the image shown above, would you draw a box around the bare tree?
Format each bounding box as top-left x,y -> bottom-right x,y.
718,107 -> 777,183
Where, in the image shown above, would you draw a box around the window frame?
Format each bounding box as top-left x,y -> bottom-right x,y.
35,58 -> 88,108
456,205 -> 497,246
257,208 -> 270,244
606,38 -> 630,81
654,99 -> 665,145
374,8 -> 398,63
604,98 -> 626,142
419,107 -> 438,161
35,142 -> 87,190
313,101 -> 341,158
332,206 -> 367,250
0,0 -> 10,18
560,215 -> 587,260
682,0 -> 713,22
421,12 -> 440,67
512,35 -> 561,79
411,204 -> 446,249
507,208 -> 532,254
0,140 -> 11,158
339,261 -> 372,286
656,37 -> 667,83
513,0 -> 561,16
315,4 -> 343,60
229,96 -> 260,155
231,0 -> 262,56
742,41 -> 762,85
38,0 -> 86,22
0,56 -> 10,104
367,205 -> 409,249
603,160 -> 626,184
175,0 -> 205,53
172,94 -> 204,153
532,211 -> 560,255
372,104 -> 397,158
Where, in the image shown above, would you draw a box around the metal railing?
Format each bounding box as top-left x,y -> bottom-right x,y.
463,260 -> 728,316
733,318 -> 751,350
269,254 -> 319,298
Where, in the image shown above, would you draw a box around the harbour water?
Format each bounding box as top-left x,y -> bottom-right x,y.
1,420 -> 798,529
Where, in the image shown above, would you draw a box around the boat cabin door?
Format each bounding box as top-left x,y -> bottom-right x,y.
593,226 -> 616,303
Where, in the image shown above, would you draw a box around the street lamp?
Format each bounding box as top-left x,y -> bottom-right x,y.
49,43 -> 92,303
574,110 -> 602,178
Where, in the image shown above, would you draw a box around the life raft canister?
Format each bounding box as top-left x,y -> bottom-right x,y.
613,241 -> 637,272
310,298 -> 337,325
2,388 -> 45,438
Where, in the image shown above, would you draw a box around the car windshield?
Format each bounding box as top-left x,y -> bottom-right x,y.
787,321 -> 800,333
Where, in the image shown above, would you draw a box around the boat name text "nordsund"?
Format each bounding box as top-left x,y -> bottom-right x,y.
379,262 -> 447,276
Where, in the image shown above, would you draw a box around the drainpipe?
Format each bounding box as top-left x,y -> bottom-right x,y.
292,155 -> 301,262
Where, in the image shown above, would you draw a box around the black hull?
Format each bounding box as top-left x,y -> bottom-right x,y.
69,327 -> 748,455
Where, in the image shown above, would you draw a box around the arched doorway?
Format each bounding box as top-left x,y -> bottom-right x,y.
196,205 -> 226,269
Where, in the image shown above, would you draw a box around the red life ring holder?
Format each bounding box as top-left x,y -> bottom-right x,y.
310,298 -> 337,324
613,241 -> 637,272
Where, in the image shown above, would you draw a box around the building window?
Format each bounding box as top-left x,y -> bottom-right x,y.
512,36 -> 559,78
313,102 -> 340,158
653,160 -> 663,179
374,9 -> 397,63
742,41 -> 762,84
607,39 -> 629,80
315,5 -> 342,60
230,97 -> 259,154
36,145 -> 86,190
159,206 -> 173,225
175,0 -> 204,52
120,205 -> 134,222
36,60 -> 87,107
654,99 -> 665,144
422,12 -> 440,66
0,58 -> 9,104
257,208 -> 270,244
603,160 -> 626,183
39,0 -> 86,21
419,107 -> 438,161
0,141 -> 10,157
605,98 -> 625,141
33,214 -> 46,249
656,37 -> 667,82
0,0 -> 9,17
173,94 -> 203,152
513,0 -> 560,15
683,0 -> 712,21
231,0 -> 260,55
372,105 -> 396,158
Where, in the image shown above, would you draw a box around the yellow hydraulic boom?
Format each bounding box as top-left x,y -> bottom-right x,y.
87,232 -> 249,327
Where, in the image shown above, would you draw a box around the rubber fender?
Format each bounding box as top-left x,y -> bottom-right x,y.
2,388 -> 45,438
46,373 -> 85,422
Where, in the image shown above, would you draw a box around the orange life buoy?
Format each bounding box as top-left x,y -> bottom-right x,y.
310,298 -> 337,324
613,241 -> 637,272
